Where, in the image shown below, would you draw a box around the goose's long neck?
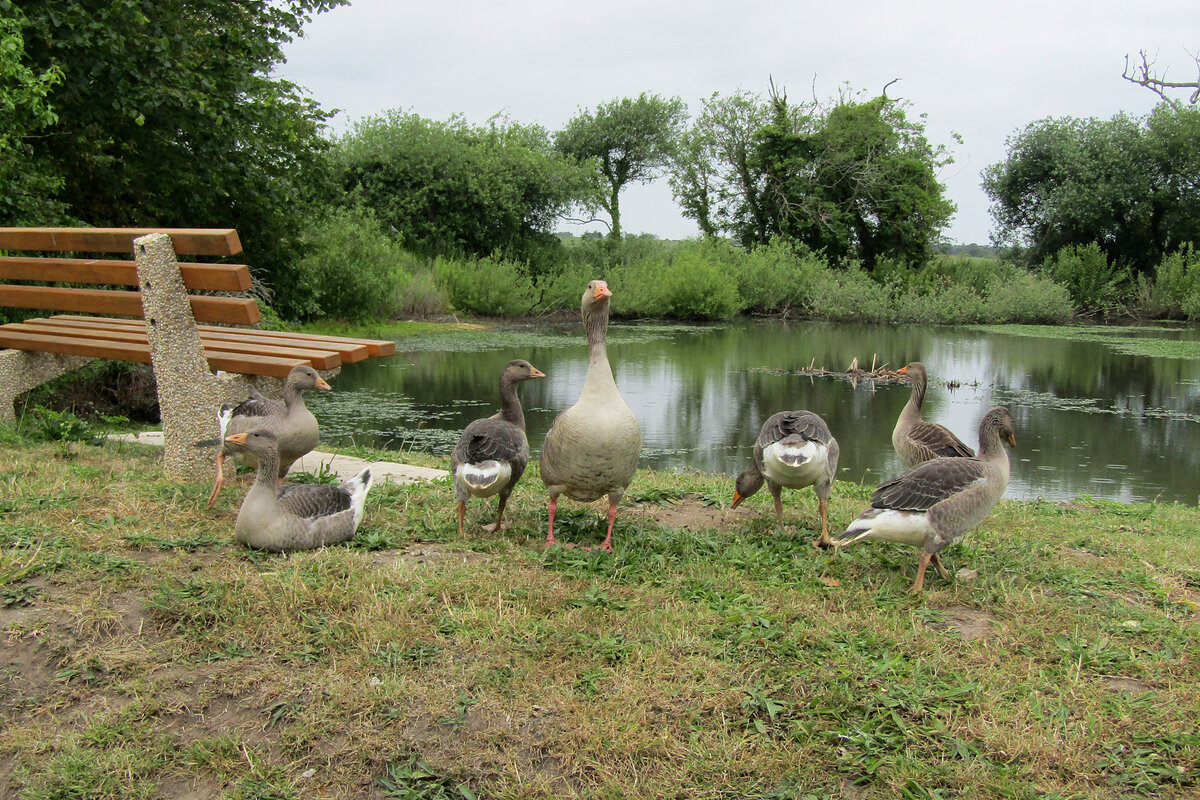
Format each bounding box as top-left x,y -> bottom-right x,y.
906,372 -> 927,414
496,375 -> 526,430
976,426 -> 1011,471
283,381 -> 305,411
581,306 -> 616,395
253,447 -> 283,492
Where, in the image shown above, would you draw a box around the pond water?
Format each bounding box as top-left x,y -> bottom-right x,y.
307,320 -> 1200,506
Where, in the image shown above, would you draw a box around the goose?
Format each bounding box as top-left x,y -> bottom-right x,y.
835,406 -> 1016,593
207,365 -> 329,506
540,280 -> 641,552
222,429 -> 372,552
731,410 -> 840,548
452,359 -> 546,536
892,362 -> 974,468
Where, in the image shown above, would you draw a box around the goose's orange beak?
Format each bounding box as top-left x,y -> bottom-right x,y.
897,365 -> 909,375
1006,432 -> 1017,447
529,367 -> 546,378
731,491 -> 744,509
224,432 -> 248,445
593,282 -> 612,301
316,377 -> 332,391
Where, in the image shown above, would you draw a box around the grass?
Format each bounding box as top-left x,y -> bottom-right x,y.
1,434 -> 1198,798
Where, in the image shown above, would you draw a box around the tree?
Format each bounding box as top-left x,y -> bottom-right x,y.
982,106 -> 1200,274
669,90 -> 775,243
556,93 -> 687,240
1123,49 -> 1200,108
0,5 -> 64,222
334,111 -> 595,272
5,0 -> 345,316
754,85 -> 956,269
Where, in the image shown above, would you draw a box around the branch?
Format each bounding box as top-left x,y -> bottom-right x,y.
1122,49 -> 1200,108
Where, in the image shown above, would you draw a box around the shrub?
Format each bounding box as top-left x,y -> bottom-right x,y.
734,239 -> 826,315
984,270 -> 1075,323
395,269 -> 450,318
286,206 -> 406,321
1042,242 -> 1129,312
652,245 -> 741,320
434,254 -> 537,316
891,282 -> 990,324
1147,244 -> 1200,320
806,266 -> 891,322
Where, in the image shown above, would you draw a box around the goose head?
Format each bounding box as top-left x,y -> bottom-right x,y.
223,429 -> 280,456
503,359 -> 546,382
286,365 -> 332,392
730,463 -> 764,508
980,406 -> 1017,449
582,280 -> 612,315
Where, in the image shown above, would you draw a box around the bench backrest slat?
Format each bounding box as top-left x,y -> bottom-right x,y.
0,256 -> 252,291
0,286 -> 261,325
0,227 -> 242,256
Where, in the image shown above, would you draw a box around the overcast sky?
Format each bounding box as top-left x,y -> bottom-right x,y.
278,0 -> 1198,245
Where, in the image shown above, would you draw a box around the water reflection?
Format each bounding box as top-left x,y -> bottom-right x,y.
309,321 -> 1200,506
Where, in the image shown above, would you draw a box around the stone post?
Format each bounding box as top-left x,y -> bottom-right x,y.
134,233 -> 220,481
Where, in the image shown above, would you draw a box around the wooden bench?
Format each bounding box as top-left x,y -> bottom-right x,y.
0,227 -> 395,479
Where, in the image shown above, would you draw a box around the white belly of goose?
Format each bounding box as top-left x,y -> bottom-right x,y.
456,460 -> 512,498
762,440 -> 828,487
838,508 -> 934,548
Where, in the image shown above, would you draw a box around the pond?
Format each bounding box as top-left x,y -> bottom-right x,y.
307,319 -> 1200,506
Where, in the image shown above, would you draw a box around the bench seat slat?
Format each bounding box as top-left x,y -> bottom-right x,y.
0,330 -> 326,377
1,286 -> 260,325
0,256 -> 252,291
0,228 -> 242,256
51,314 -> 396,358
30,317 -> 369,363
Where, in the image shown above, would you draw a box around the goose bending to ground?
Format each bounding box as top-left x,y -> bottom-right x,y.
540,280 -> 641,552
731,410 -> 840,548
836,406 -> 1016,593
223,430 -> 372,552
207,365 -> 329,506
452,359 -> 546,536
892,361 -> 974,468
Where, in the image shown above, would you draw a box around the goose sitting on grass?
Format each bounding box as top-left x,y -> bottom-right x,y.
836,406 -> 1016,593
207,365 -> 329,506
223,429 -> 372,552
452,359 -> 545,536
731,410 -> 840,548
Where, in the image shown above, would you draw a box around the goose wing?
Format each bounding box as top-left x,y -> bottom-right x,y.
905,421 -> 974,461
454,419 -> 527,466
871,457 -> 988,512
277,483 -> 351,521
758,410 -> 832,448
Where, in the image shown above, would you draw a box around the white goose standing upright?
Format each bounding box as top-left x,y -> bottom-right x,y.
540,280 -> 642,552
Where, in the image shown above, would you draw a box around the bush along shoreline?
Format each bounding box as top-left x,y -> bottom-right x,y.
284,219 -> 1200,326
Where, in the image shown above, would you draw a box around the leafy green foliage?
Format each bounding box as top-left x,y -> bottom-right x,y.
1145,243 -> 1200,319
0,3 -> 65,222
434,253 -> 538,316
334,112 -> 591,274
6,0 -> 344,318
556,93 -> 688,239
284,205 -> 406,321
1042,242 -> 1130,311
983,105 -> 1200,275
754,89 -> 956,267
670,90 -> 774,241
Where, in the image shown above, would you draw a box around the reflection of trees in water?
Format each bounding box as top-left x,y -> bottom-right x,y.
310,321 -> 1200,504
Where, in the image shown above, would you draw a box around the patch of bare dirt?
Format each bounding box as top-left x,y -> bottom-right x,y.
926,605 -> 998,641
1064,547 -> 1108,564
1104,677 -> 1151,696
380,542 -> 493,568
634,496 -> 752,530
